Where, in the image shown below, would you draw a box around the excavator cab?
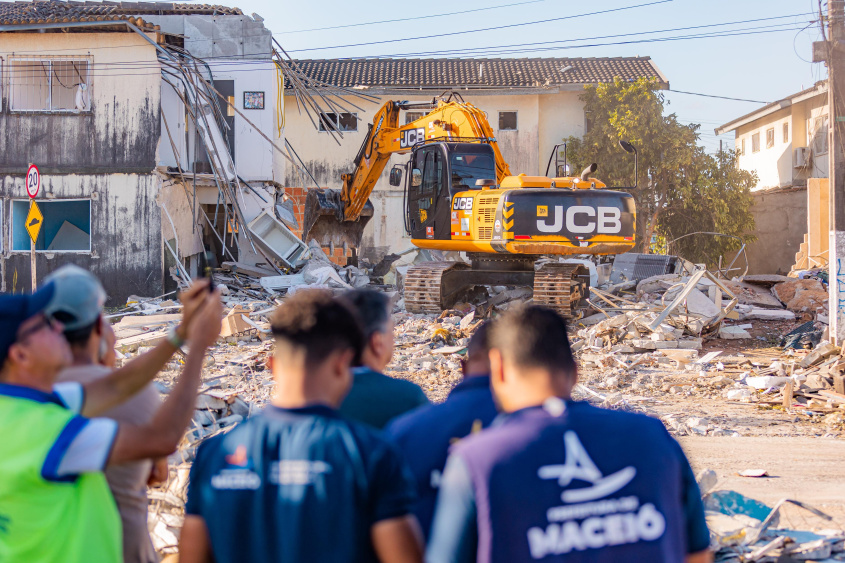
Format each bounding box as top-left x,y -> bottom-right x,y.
398,142 -> 497,241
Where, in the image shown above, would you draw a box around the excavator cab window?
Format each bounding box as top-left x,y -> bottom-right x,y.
450,152 -> 496,193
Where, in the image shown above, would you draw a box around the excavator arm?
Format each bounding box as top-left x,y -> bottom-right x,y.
339,98 -> 511,221
303,95 -> 512,250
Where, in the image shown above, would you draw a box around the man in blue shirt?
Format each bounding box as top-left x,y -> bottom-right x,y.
179,290 -> 424,563
339,289 -> 429,429
427,305 -> 712,563
385,322 -> 498,539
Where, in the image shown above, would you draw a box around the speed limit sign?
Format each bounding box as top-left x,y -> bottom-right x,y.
26,164 -> 40,199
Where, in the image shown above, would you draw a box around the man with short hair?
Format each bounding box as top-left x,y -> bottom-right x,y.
0,278 -> 222,563
427,305 -> 711,563
179,290 -> 424,563
48,265 -> 169,563
385,322 -> 498,539
339,289 -> 428,429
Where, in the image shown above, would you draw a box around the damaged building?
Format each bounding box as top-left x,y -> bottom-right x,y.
0,1 -> 287,303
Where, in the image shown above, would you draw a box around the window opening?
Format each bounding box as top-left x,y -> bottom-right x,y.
318,112 -> 358,132
9,57 -> 90,112
498,111 -> 517,131
12,199 -> 91,251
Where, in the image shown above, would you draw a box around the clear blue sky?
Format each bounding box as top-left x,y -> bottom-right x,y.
235,0 -> 826,153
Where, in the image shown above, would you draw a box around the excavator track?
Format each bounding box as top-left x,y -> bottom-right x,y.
404,262 -> 469,314
533,263 -> 590,319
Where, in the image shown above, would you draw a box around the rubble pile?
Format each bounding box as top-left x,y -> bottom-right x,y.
699,469 -> 845,561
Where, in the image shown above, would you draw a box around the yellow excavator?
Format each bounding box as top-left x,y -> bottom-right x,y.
303,92 -> 638,317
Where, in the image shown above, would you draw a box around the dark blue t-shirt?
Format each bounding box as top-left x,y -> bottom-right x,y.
185,404 -> 417,563
384,375 -> 498,539
426,400 -> 710,563
339,367 -> 430,429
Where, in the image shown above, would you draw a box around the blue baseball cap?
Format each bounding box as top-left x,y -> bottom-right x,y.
0,282 -> 57,363
43,265 -> 107,332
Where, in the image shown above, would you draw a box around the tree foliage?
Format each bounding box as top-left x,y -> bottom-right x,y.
563,77 -> 757,265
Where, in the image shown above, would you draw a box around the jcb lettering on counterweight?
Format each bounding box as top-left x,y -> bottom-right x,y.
537,206 -> 622,234
400,128 -> 426,148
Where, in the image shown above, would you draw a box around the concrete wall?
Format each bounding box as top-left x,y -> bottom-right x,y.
0,173 -> 162,303
0,33 -> 160,174
281,89 -> 588,260
734,93 -> 828,191
744,187 -> 807,275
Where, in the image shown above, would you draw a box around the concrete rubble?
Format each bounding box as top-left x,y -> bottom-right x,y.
105,250 -> 845,556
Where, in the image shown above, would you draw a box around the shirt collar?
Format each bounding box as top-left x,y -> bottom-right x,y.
0,382 -> 66,407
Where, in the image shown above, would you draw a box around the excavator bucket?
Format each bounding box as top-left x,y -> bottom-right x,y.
302,188 -> 374,249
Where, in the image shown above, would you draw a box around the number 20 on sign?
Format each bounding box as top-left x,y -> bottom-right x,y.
26,164 -> 40,199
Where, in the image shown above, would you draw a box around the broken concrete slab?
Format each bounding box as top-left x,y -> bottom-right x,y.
741,308 -> 796,321
719,326 -> 752,340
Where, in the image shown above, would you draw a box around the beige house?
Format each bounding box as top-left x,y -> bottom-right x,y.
715,82 -> 830,275
715,81 -> 828,191
282,57 -> 668,261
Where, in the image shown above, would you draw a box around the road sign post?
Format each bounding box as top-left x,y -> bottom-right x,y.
25,165 -> 42,291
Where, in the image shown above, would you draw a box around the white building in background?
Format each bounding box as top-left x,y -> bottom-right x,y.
282,57 -> 669,261
716,81 -> 829,191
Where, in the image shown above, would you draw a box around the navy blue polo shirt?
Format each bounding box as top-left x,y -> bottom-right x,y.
426,400 -> 710,563
385,375 -> 498,539
185,404 -> 417,563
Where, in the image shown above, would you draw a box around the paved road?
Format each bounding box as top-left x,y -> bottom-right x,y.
680,436 -> 845,528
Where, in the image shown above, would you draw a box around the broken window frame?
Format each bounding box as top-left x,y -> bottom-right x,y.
10,198 -> 92,253
317,111 -> 358,132
498,111 -> 518,131
8,56 -> 92,113
405,111 -> 425,125
751,132 -> 761,153
765,127 -> 775,149
811,115 -> 829,155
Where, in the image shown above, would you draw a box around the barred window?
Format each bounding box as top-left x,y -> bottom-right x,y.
9,57 -> 91,112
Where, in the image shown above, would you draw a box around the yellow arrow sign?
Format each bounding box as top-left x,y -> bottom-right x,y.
25,200 -> 43,244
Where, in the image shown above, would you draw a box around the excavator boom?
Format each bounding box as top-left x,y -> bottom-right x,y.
302,96 -> 512,248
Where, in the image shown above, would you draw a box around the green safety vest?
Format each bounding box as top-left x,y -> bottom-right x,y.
0,386 -> 122,563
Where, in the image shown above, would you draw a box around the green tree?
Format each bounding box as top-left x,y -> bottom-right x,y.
563,77 -> 756,266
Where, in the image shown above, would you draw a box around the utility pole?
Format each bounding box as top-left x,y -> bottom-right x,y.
828,0 -> 845,345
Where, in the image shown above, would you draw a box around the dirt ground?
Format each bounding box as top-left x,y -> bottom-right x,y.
681,436 -> 845,529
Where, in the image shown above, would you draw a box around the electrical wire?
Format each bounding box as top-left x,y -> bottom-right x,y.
288,0 -> 674,53
280,0 -> 550,34
669,90 -> 768,103
351,12 -> 815,59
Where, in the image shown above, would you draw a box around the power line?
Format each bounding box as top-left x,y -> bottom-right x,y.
288,0 -> 673,53
358,12 -> 814,59
280,0 -> 549,34
356,23 -> 809,59
668,90 -> 768,103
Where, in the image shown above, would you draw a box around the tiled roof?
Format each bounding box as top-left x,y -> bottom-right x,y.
0,1 -> 241,26
289,57 -> 668,90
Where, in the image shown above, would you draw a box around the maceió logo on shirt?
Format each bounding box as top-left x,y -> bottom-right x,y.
526,431 -> 666,559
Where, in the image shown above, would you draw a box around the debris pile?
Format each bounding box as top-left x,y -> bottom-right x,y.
700,470 -> 845,561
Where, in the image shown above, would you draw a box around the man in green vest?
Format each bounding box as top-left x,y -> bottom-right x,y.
0,277 -> 222,563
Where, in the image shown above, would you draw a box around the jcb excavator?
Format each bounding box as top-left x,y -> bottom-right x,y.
303,92 -> 638,317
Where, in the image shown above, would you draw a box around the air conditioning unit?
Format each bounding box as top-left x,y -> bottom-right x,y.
794,146 -> 810,169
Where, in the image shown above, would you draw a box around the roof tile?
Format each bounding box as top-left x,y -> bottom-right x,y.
0,0 -> 241,25
291,57 -> 666,89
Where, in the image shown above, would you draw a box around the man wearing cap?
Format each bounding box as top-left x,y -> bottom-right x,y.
0,276 -> 223,563
47,265 -> 170,563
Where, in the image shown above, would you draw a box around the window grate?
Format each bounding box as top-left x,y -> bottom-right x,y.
9,56 -> 91,112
